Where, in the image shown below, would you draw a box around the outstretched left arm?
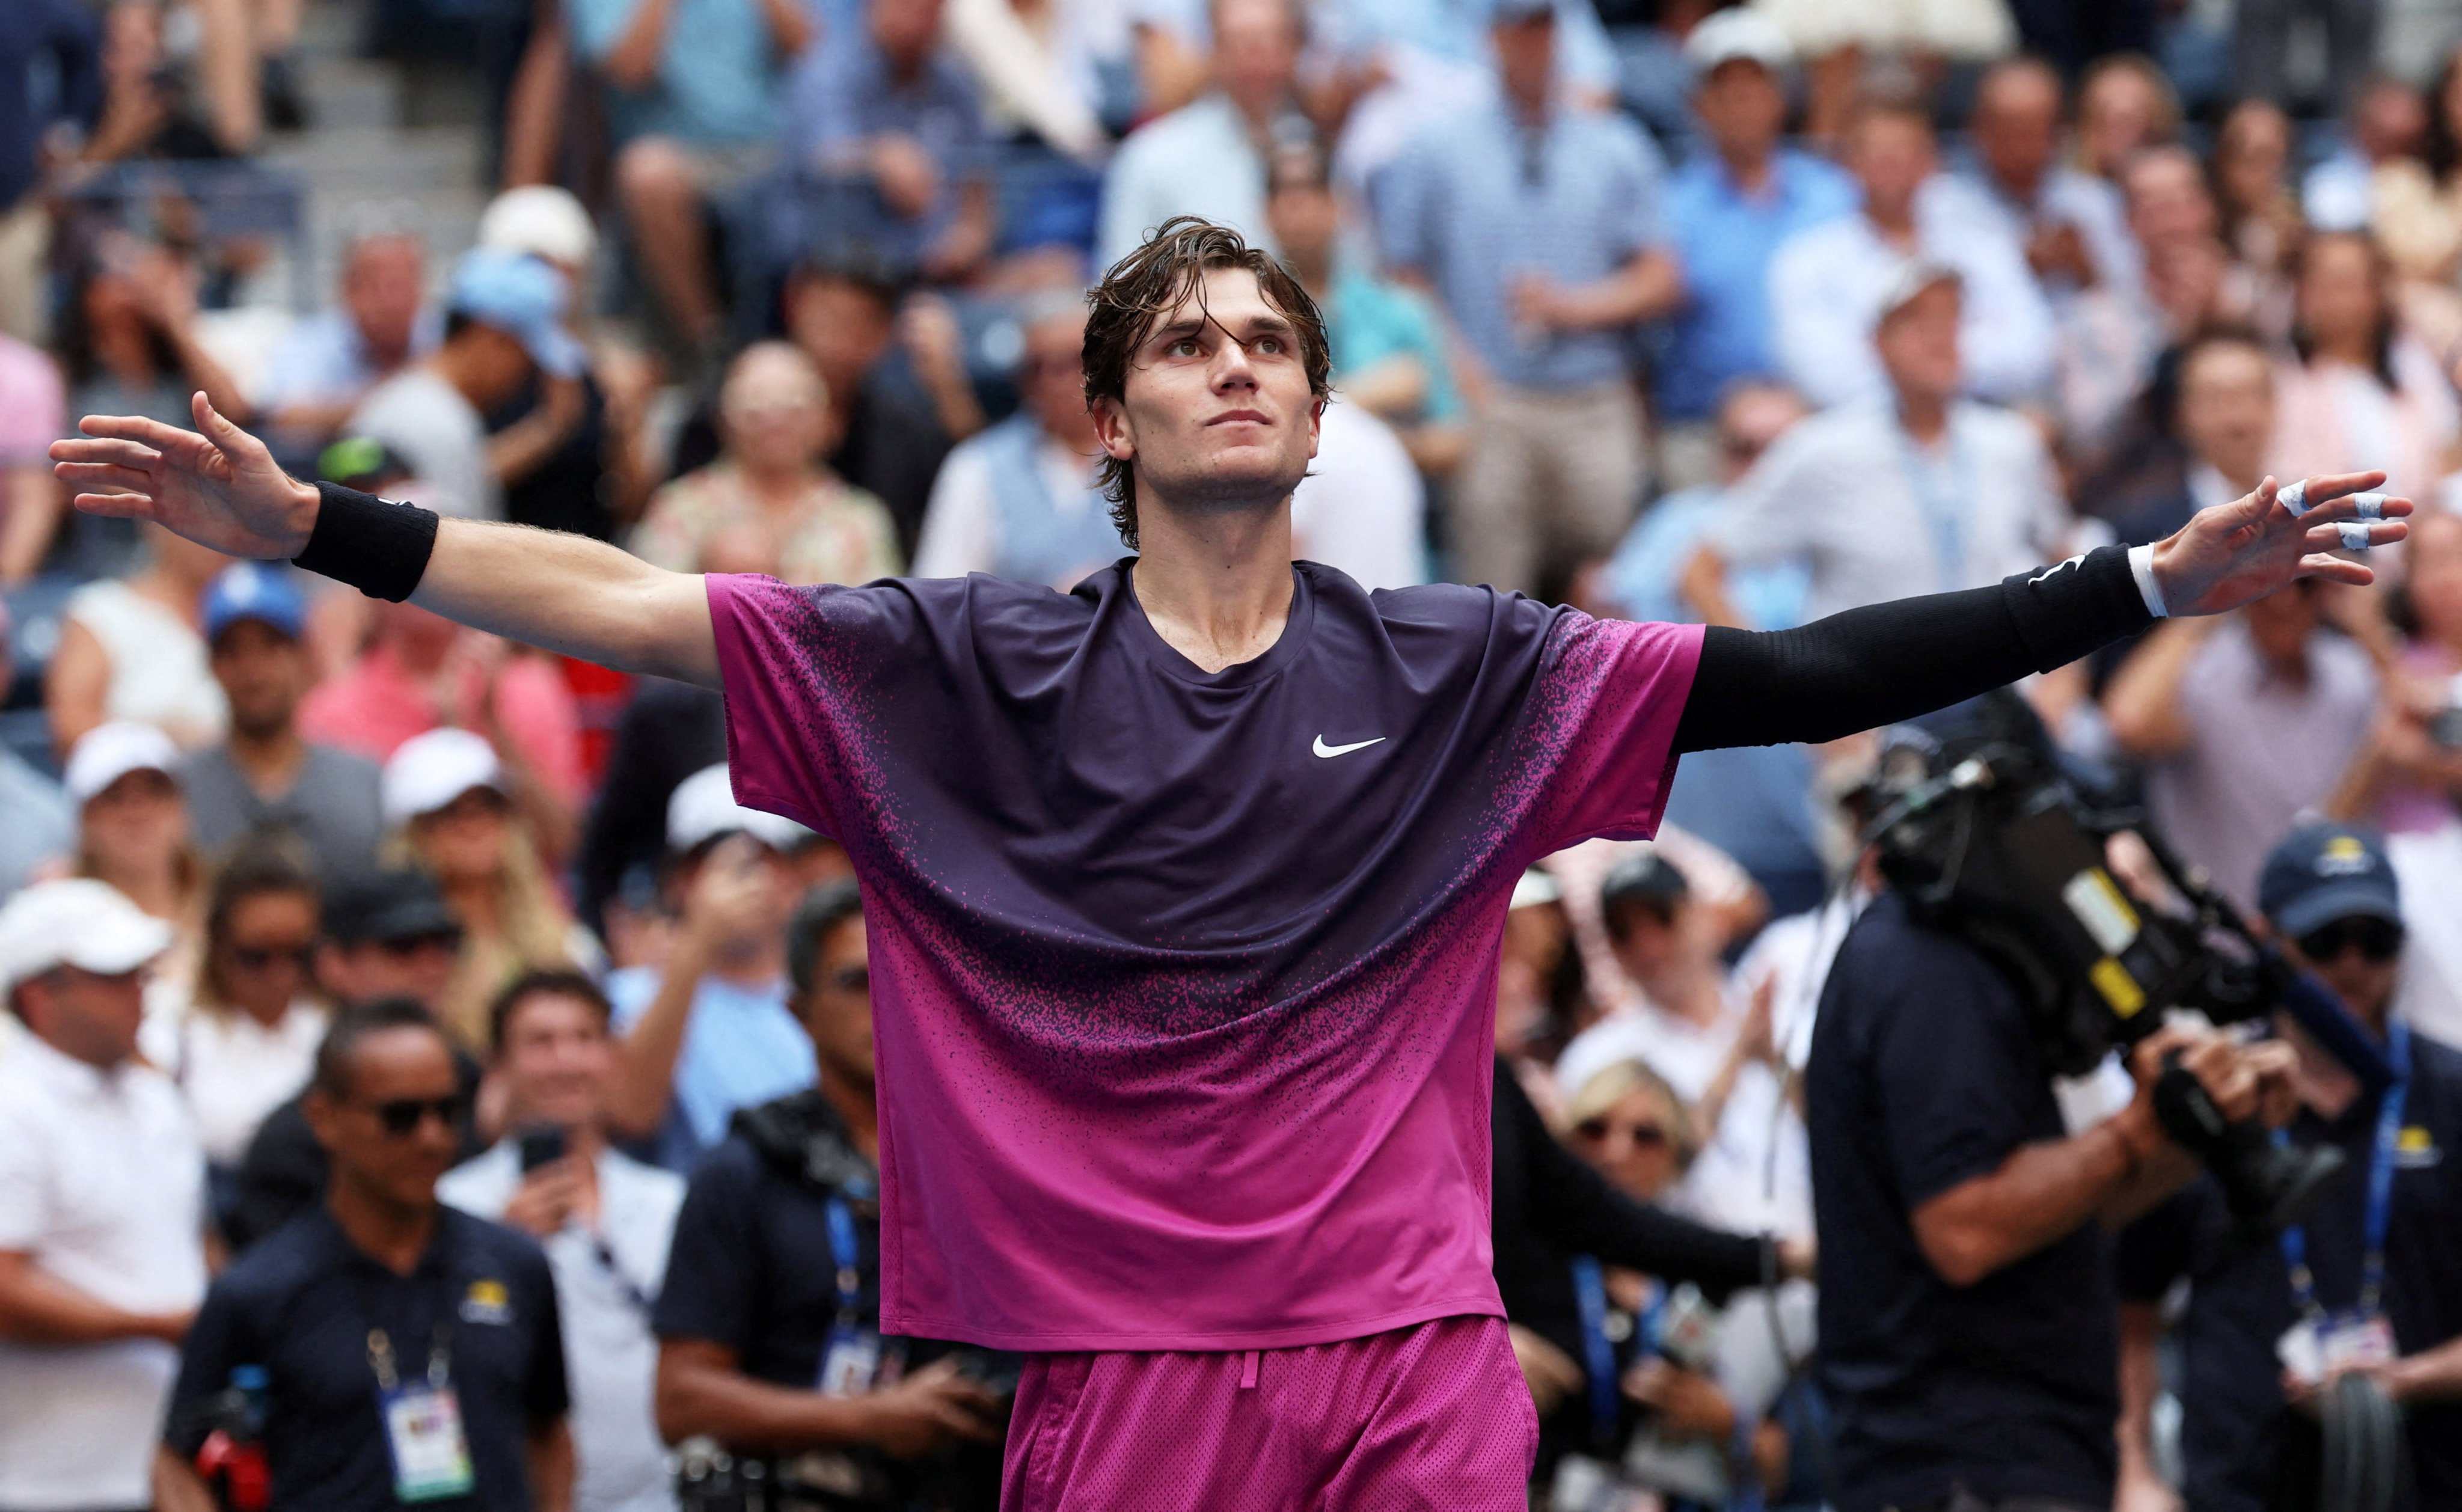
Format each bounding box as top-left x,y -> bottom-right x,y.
1672,472 -> 2407,754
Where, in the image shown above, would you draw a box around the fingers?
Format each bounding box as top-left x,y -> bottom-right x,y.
50,436 -> 164,469
2274,471 -> 2390,518
193,391 -> 269,468
72,491 -> 161,521
54,462 -> 161,494
75,412 -> 194,450
2297,552 -> 2380,587
2303,519 -> 2410,555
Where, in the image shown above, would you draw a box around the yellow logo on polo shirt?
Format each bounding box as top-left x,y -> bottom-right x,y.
460,1279 -> 514,1326
2396,1126 -> 2442,1169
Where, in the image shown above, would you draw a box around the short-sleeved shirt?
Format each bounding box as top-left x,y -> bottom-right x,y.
605,966 -> 815,1172
168,1206 -> 569,1512
1656,148 -> 1857,422
708,561 -> 1701,1350
1805,892 -> 2118,1512
1325,265 -> 1466,425
2115,1030 -> 2462,1512
566,0 -> 783,145
1377,99 -> 1668,390
179,741 -> 385,875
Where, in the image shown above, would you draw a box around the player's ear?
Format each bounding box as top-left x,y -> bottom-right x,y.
1306,396 -> 1324,461
1089,394 -> 1136,465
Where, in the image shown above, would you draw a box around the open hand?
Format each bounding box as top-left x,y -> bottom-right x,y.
859,1357 -> 1002,1457
2151,471 -> 2410,616
51,392 -> 320,559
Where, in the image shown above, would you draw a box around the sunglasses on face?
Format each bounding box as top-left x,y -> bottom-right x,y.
227,940 -> 315,972
360,1094 -> 470,1137
2297,916 -> 2405,964
1572,1118 -> 1671,1149
379,931 -> 463,959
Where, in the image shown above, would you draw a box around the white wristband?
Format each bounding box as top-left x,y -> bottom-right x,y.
2128,542 -> 2168,619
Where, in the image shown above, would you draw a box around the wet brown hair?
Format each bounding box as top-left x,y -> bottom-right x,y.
1081,215 -> 1332,548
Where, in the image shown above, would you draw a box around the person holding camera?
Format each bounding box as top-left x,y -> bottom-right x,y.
653,881 -> 1003,1511
1804,705 -> 2298,1512
2115,822 -> 2462,1512
440,972 -> 686,1512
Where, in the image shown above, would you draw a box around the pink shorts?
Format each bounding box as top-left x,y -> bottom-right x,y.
999,1314 -> 1538,1511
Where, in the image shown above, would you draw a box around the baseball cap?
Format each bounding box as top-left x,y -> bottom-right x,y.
1684,8 -> 1793,75
2259,822 -> 2403,938
477,186 -> 598,271
382,727 -> 507,828
447,248 -> 585,379
1875,258 -> 1962,326
0,878 -> 176,997
667,763 -> 816,854
1600,851 -> 1690,914
203,562 -> 307,646
64,720 -> 181,804
325,868 -> 461,946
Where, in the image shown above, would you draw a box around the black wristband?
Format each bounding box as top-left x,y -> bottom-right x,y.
1995,543 -> 2154,674
291,482 -> 439,602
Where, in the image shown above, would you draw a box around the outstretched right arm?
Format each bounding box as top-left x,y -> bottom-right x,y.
52,394 -> 719,687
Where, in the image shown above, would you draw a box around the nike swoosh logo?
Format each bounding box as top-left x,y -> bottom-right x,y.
2027,553 -> 2086,586
1313,735 -> 1386,759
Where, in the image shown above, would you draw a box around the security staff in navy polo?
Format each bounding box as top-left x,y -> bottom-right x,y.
159,999 -> 574,1512
2116,824 -> 2462,1511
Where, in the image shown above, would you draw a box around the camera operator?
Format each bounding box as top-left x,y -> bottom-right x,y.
2116,822 -> 2462,1512
1805,703 -> 2297,1512
652,880 -> 1003,1510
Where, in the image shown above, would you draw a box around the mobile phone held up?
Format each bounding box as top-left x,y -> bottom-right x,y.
518,1127 -> 568,1174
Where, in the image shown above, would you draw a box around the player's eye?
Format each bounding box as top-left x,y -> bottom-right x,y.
1168,337 -> 1202,357
1254,335 -> 1285,355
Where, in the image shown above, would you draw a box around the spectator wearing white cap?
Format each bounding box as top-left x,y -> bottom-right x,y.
382,727 -> 588,1051
65,721 -> 205,1026
0,877 -> 207,1512
607,764 -> 818,1172
1685,260 -> 2078,628
45,522 -> 231,758
0,602 -> 73,899
180,562 -> 386,875
1765,98 -> 2054,411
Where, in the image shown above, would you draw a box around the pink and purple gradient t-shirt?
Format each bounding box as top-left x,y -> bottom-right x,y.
708,561 -> 1701,1351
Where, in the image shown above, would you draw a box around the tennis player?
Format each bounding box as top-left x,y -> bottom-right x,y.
56,218 -> 2407,1508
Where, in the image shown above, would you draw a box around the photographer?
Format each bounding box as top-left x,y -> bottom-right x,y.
1805,702 -> 2297,1512
2116,824 -> 2462,1512
652,881 -> 1003,1510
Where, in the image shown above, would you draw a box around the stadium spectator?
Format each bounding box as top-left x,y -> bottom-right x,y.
0,606 -> 73,896
0,878 -> 204,1512
2329,509 -> 2462,834
783,0 -> 996,283
162,1000 -> 575,1512
2107,328 -> 2276,549
940,0 -> 1118,265
1261,141 -> 1466,480
632,342 -> 902,584
2105,580 -> 2380,909
1377,0 -> 1679,595
2212,99 -> 2303,308
1602,378 -> 1807,629
348,248 -> 587,522
652,880 -> 1005,1504
2269,230 -> 2458,503
1945,55 -> 2136,305
63,721 -> 203,997
75,0 -> 231,165
2072,52 -> 2179,185
0,332 -> 66,584
575,678 -> 726,941
2308,74 -> 2424,233
2235,0 -> 2378,117
1767,100 -> 2053,411
571,0 -> 812,360
144,840 -> 328,1220
298,598 -> 587,804
46,521 -> 229,754
2117,823 -> 2462,1512
1688,264 -> 2071,626
250,224 -> 436,450
1099,0 -> 1306,267
913,295 -> 1118,585
440,972 -> 685,1512
608,765 -> 815,1171
1288,390 -> 1431,591
381,728 -> 586,1051
0,0 -> 96,342
1652,11 -> 1851,491
181,562 -> 385,872
2371,54 -> 2462,332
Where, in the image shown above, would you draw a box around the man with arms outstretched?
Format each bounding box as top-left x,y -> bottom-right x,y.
58,217 -> 2410,1509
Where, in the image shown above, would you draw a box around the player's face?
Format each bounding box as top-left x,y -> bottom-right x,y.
1095,266 -> 1321,516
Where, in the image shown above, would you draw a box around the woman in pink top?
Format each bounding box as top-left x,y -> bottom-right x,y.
2270,230 -> 2460,503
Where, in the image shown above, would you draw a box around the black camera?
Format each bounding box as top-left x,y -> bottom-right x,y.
1865,708 -> 2360,1230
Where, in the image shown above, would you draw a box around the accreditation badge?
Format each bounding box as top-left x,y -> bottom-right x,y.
380,1380 -> 477,1502
816,1323 -> 882,1397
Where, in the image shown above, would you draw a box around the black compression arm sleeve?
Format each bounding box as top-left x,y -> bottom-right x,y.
1672,543 -> 2154,753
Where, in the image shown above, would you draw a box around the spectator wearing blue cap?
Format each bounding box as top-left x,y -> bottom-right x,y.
2116,822 -> 2462,1512
178,562 -> 384,875
344,249 -> 588,523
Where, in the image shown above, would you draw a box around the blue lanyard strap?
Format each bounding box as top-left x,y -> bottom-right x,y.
825,1198 -> 863,1319
1896,415 -> 1973,593
2283,1018 -> 2410,1315
1569,1256 -> 1623,1447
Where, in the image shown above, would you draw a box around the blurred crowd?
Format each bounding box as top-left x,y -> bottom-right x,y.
9,0 -> 2462,1507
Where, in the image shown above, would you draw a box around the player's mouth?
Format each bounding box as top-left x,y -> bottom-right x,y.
1207,409 -> 1273,428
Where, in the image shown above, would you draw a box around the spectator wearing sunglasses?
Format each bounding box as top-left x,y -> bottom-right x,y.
162,999 -> 575,1512
2113,822 -> 2462,1512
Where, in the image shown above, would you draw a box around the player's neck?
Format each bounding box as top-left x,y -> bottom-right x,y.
1129,498 -> 1298,675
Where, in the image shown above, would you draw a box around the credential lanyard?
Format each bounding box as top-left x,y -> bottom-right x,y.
826,1197 -> 863,1321
2283,1017 -> 2410,1315
1569,1255 -> 1621,1448
1897,415 -> 1974,593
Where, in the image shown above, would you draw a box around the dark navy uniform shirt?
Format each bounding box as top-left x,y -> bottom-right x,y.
167,1206 -> 568,1512
1806,892 -> 2119,1512
2116,1029 -> 2462,1512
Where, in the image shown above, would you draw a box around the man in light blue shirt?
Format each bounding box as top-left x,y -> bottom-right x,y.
568,0 -> 812,355
1934,57 -> 2137,309
1653,10 -> 1853,490
1100,0 -> 1308,268
1376,0 -> 1679,593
